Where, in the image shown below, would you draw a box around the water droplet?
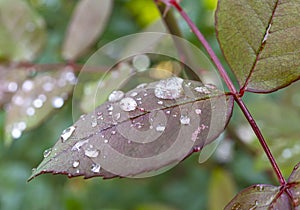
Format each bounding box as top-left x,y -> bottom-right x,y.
180,115 -> 190,125
256,185 -> 264,192
84,148 -> 100,158
111,130 -> 116,135
33,98 -> 43,108
17,121 -> 27,131
166,110 -> 171,114
136,83 -> 147,89
195,109 -> 202,115
38,94 -> 47,102
60,126 -> 76,142
156,125 -> 165,132
132,54 -> 150,72
104,139 -> 109,143
119,97 -> 137,111
11,128 -> 22,139
72,160 -> 80,168
130,92 -> 138,97
282,148 -> 292,159
22,80 -> 34,92
12,95 -> 24,106
154,77 -> 184,99
26,107 -> 35,116
71,139 -> 89,151
108,90 -> 125,102
194,86 -> 210,94
43,148 -> 52,158
91,163 -> 101,173
7,82 -> 18,92
52,96 -> 64,108
157,101 -> 163,105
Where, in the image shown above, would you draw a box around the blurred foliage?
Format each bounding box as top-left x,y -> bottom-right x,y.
0,0 -> 298,210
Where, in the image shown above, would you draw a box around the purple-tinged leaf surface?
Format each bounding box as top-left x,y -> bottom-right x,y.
29,78 -> 233,180
0,0 -> 46,61
216,0 -> 300,93
62,0 -> 113,60
4,67 -> 76,145
226,161 -> 300,209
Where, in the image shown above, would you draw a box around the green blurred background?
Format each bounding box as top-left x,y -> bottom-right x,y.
1,0 -> 300,209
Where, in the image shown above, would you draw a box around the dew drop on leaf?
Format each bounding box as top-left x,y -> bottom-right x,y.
60,126 -> 76,142
91,163 -> 101,173
26,107 -> 35,116
22,80 -> 34,92
154,77 -> 184,99
119,97 -> 137,111
156,125 -> 166,132
194,86 -> 210,94
43,148 -> 52,158
51,96 -> 64,108
108,90 -> 125,102
72,160 -> 80,168
33,98 -> 44,108
195,109 -> 202,115
180,115 -> 190,125
84,148 -> 100,158
11,128 -> 22,139
71,139 -> 89,151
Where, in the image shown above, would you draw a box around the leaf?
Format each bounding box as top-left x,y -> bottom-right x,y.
62,0 -> 113,60
226,161 -> 300,209
28,78 -> 233,180
0,0 -> 46,61
216,0 -> 300,93
4,67 -> 76,145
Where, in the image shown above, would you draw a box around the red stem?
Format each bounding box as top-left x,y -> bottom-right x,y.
162,0 -> 286,185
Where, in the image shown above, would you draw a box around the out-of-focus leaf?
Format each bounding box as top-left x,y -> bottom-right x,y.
0,66 -> 29,107
0,0 -> 46,61
208,167 -> 236,210
4,67 -> 76,145
29,78 -> 233,180
80,62 -> 133,113
216,0 -> 300,93
62,0 -> 113,60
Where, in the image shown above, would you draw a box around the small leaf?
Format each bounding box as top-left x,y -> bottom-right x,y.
29,78 -> 233,180
62,0 -> 113,60
5,67 -> 76,145
0,0 -> 46,61
216,0 -> 300,92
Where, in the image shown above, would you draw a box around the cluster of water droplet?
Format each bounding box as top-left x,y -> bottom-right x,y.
7,67 -> 76,139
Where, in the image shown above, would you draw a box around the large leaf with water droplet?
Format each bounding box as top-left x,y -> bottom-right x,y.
226,162 -> 300,209
28,78 -> 233,180
0,0 -> 46,61
4,67 -> 76,145
216,0 -> 300,93
62,0 -> 113,60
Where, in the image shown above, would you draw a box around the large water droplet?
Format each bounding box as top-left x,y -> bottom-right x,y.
108,90 -> 125,102
71,139 -> 89,151
154,77 -> 184,99
194,86 -> 210,94
91,163 -> 101,173
156,125 -> 166,132
60,126 -> 76,142
72,160 -> 80,168
33,98 -> 43,108
84,148 -> 100,158
43,148 -> 52,158
119,97 -> 137,111
7,82 -> 18,92
195,109 -> 202,115
180,115 -> 190,125
22,80 -> 34,92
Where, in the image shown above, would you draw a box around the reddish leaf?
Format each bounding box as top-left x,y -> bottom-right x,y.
62,0 -> 113,60
29,78 -> 233,180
